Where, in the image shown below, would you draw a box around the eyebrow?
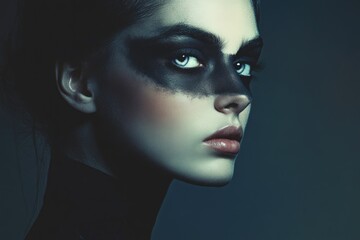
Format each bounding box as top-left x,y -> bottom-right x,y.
154,24 -> 224,48
149,23 -> 263,53
237,36 -> 263,53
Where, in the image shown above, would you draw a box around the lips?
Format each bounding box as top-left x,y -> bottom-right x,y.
203,126 -> 243,155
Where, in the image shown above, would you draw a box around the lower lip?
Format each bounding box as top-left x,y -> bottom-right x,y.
203,139 -> 240,155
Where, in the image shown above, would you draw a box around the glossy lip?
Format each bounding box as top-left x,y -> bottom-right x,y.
203,126 -> 243,155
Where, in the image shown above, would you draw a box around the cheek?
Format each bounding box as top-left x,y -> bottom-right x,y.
95,64 -> 210,133
136,88 -> 187,126
94,67 -> 240,185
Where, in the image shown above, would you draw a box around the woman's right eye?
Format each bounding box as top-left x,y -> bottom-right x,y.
172,54 -> 203,69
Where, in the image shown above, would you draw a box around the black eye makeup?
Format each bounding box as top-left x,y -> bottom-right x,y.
231,37 -> 264,77
125,24 -> 263,95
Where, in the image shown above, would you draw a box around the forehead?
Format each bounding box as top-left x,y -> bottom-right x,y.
152,0 -> 259,54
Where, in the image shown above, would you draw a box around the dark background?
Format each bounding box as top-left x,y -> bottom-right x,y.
1,0 -> 360,239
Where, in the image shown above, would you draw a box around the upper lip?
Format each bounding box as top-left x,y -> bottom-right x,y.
203,125 -> 243,142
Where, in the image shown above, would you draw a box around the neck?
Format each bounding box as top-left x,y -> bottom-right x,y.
54,120 -> 173,239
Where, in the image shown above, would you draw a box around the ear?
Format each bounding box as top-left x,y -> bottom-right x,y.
55,62 -> 96,113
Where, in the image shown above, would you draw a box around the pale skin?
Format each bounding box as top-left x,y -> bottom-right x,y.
56,0 -> 261,186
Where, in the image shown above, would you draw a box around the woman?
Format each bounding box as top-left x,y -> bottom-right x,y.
1,0 -> 263,239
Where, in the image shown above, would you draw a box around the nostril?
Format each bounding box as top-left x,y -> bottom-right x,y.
214,94 -> 251,114
225,102 -> 239,110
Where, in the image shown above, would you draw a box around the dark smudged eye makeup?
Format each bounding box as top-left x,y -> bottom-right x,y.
170,51 -> 256,79
126,24 -> 263,94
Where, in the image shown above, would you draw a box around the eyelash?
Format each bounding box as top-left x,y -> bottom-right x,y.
170,52 -> 260,79
172,54 -> 204,69
170,49 -> 205,71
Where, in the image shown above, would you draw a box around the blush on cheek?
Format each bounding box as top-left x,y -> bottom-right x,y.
136,85 -> 190,125
102,66 -> 188,126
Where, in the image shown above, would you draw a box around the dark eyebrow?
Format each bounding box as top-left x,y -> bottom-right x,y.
148,23 -> 225,48
127,23 -> 263,58
238,36 -> 263,52
151,24 -> 263,53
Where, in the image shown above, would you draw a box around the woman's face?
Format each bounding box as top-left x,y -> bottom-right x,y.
91,0 -> 262,185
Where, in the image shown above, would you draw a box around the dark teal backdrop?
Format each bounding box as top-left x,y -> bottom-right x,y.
1,0 -> 360,239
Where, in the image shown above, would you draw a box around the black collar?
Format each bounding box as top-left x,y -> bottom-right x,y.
26,153 -> 148,240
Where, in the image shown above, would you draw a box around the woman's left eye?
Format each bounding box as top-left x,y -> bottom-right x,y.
172,54 -> 203,69
234,62 -> 252,77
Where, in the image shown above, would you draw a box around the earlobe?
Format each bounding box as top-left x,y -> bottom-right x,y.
55,63 -> 97,114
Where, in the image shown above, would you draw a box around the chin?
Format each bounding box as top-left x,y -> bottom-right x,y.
181,173 -> 234,187
174,158 -> 236,187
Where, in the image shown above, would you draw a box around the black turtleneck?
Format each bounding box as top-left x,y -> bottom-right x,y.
26,153 -> 170,240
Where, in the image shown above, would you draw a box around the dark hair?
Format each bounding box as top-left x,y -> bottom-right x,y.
1,0 -> 163,141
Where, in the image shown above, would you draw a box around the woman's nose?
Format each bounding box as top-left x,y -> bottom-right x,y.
214,94 -> 251,115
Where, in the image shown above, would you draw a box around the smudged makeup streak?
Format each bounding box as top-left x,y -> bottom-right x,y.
125,24 -> 263,98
